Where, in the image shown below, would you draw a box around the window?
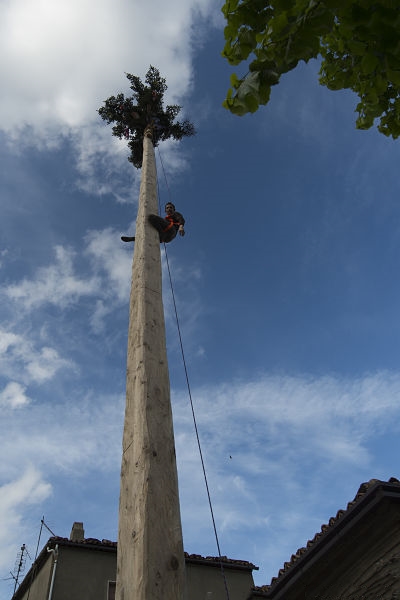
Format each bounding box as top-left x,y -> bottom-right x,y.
107,581 -> 116,600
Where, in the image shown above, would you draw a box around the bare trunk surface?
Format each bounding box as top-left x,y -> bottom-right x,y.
116,131 -> 184,600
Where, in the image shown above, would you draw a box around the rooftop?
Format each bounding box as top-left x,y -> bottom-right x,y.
253,476 -> 400,597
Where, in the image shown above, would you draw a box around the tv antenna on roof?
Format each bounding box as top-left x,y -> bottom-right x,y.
10,544 -> 30,595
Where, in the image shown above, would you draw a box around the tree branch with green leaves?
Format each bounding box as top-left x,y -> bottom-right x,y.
222,0 -> 400,138
98,66 -> 195,168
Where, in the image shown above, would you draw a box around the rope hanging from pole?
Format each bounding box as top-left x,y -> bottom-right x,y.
157,148 -> 231,600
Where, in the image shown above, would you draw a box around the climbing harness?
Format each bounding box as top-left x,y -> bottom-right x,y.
163,215 -> 181,232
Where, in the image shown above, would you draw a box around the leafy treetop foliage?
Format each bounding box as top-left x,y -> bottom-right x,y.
98,66 -> 195,168
221,0 -> 400,138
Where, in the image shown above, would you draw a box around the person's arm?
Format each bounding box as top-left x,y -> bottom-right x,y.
175,212 -> 185,236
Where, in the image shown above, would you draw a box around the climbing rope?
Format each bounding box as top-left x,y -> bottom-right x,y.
157,148 -> 231,600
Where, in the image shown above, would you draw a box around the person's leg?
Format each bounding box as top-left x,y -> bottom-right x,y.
148,214 -> 168,235
148,214 -> 178,242
161,228 -> 177,243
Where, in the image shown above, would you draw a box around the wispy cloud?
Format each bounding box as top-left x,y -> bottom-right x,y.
0,327 -> 74,387
1,225 -> 205,343
173,370 -> 400,578
175,372 -> 400,471
3,245 -> 100,310
0,390 -> 124,575
0,0 -> 218,196
0,467 -> 52,572
85,228 -> 132,301
0,249 -> 8,269
25,347 -> 72,383
71,125 -> 139,199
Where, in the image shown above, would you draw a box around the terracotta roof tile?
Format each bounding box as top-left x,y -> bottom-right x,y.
185,553 -> 258,570
46,537 -> 257,570
49,536 -> 117,548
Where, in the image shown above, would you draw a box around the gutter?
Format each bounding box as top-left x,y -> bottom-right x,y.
47,545 -> 58,600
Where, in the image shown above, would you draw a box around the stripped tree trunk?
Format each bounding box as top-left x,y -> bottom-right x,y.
116,129 -> 184,600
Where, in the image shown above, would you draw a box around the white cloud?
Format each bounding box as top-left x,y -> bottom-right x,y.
3,245 -> 101,310
0,467 -> 51,515
184,372 -> 400,466
72,125 -> 138,199
0,0 -> 219,193
0,249 -> 8,269
0,331 -> 21,354
85,228 -> 132,302
25,347 -> 72,383
0,327 -> 74,387
0,466 -> 52,571
0,231 -> 133,334
0,393 -> 123,482
0,382 -> 30,409
0,226 -> 204,337
83,227 -> 134,331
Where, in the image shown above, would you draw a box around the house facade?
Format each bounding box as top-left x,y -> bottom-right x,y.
12,524 -> 257,600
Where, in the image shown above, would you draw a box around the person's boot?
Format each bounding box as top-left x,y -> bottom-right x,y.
121,236 -> 135,242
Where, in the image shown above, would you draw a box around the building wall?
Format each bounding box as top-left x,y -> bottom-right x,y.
14,545 -> 255,600
52,546 -> 117,600
185,562 -> 254,600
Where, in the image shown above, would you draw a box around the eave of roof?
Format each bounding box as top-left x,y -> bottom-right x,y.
252,477 -> 400,598
44,538 -> 257,570
185,553 -> 258,571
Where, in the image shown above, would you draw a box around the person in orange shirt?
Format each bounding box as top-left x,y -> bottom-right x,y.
121,202 -> 185,243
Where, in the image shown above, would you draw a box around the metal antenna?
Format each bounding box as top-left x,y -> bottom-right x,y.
11,544 -> 28,595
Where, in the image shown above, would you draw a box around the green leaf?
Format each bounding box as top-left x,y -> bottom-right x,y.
270,11 -> 289,36
244,93 -> 260,112
356,114 -> 375,130
236,71 -> 260,99
347,40 -> 367,55
221,0 -> 240,17
230,72 -> 241,88
361,53 -> 380,75
388,70 -> 400,86
274,0 -> 295,9
224,23 -> 239,41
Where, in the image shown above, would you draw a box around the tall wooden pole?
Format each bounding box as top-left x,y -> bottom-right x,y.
116,128 -> 185,600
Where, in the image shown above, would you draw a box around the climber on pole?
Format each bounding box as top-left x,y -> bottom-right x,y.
149,202 -> 185,242
121,202 -> 185,243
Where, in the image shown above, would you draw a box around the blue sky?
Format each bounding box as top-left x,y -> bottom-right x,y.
1,0 -> 400,597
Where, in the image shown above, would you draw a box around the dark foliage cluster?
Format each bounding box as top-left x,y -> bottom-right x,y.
98,66 -> 195,168
222,0 -> 400,138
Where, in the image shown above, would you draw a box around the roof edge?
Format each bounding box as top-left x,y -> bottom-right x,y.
253,477 -> 400,597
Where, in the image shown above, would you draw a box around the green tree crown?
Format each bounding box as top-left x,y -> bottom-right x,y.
98,66 -> 195,168
222,0 -> 400,138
